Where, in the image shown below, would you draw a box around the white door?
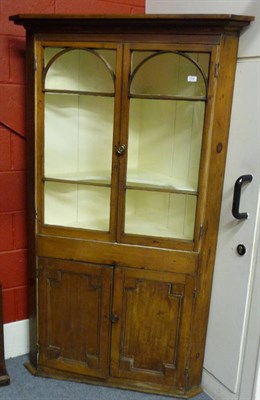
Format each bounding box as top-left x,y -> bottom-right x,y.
202,57 -> 260,400
146,1 -> 260,399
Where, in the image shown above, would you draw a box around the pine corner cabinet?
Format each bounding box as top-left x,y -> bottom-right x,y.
10,14 -> 253,398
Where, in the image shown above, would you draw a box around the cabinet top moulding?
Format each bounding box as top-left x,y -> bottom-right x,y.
9,14 -> 254,35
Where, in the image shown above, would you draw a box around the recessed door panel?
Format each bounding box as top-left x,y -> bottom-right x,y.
38,257 -> 113,378
111,267 -> 195,386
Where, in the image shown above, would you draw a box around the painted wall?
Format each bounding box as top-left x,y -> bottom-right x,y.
146,0 -> 259,57
0,0 -> 145,324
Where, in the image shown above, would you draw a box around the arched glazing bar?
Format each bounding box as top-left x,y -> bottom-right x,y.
130,51 -> 209,100
43,47 -> 116,95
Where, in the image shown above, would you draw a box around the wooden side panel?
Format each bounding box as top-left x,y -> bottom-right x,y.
188,34 -> 242,388
26,31 -> 38,369
111,267 -> 195,388
38,258 -> 113,378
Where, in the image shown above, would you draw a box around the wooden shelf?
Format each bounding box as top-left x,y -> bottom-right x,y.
44,89 -> 114,97
44,170 -> 198,195
44,175 -> 111,188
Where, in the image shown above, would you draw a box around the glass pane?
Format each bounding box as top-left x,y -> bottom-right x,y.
127,99 -> 205,191
44,182 -> 110,231
188,52 -> 210,79
125,190 -> 196,240
45,47 -> 63,65
44,48 -> 115,92
131,52 -> 209,97
44,93 -> 114,181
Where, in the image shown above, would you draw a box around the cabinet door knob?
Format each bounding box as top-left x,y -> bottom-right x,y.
110,313 -> 119,323
117,144 -> 126,155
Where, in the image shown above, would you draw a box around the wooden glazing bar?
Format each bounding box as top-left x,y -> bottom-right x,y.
43,89 -> 115,97
129,93 -> 207,101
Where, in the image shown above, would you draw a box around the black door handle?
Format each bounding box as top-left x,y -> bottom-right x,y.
232,174 -> 253,219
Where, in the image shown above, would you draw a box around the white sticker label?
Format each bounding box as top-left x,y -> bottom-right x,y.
187,75 -> 198,82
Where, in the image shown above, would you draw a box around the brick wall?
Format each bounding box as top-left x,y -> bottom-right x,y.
0,0 -> 145,324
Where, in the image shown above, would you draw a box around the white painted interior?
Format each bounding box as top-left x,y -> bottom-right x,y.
146,1 -> 260,399
44,94 -> 114,178
126,93 -> 205,238
44,49 -> 115,231
45,48 -> 116,92
128,98 -> 205,191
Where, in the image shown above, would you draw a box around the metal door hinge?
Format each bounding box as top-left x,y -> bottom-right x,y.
192,288 -> 198,305
214,63 -> 219,78
199,224 -> 204,240
34,58 -> 38,72
34,209 -> 38,221
184,367 -> 190,388
199,223 -> 208,240
36,343 -> 40,363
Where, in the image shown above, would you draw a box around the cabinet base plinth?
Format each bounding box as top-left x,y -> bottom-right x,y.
24,361 -> 38,376
24,362 -> 202,399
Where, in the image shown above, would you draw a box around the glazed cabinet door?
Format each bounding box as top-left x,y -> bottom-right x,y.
37,42 -> 123,241
117,44 -> 213,250
37,40 -> 217,252
38,258 -> 113,378
110,267 -> 195,388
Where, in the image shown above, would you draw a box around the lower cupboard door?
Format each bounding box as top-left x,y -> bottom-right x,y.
110,267 -> 195,387
38,257 -> 113,378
